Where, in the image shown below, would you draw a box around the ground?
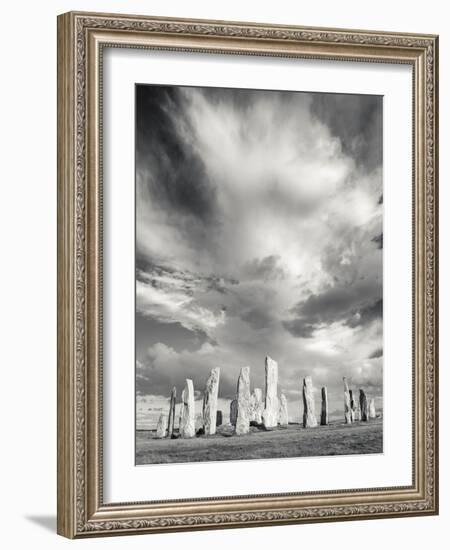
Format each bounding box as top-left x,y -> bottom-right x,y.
135,419 -> 383,465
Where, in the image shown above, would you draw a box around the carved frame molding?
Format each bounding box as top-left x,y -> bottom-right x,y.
57,11 -> 438,538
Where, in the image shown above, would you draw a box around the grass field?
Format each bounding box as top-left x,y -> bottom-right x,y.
136,419 -> 383,465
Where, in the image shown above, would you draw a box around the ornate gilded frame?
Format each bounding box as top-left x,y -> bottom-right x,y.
57,11 -> 439,538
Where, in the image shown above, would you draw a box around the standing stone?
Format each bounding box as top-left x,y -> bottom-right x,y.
360,389 -> 368,422
155,413 -> 168,438
202,367 -> 220,435
252,388 -> 263,424
230,399 -> 238,426
216,410 -> 223,427
235,366 -> 251,435
278,393 -> 289,426
354,404 -> 361,421
369,398 -> 377,419
178,388 -> 185,430
320,386 -> 328,426
167,386 -> 177,438
179,379 -> 196,438
343,377 -> 353,424
349,389 -> 356,422
302,376 -> 318,428
262,356 -> 279,430
249,393 -> 256,422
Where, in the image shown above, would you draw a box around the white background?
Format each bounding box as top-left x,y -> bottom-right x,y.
104,49 -> 412,502
0,0 -> 447,548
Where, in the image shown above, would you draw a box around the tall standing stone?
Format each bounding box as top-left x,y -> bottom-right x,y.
302,376 -> 318,428
321,386 -> 328,426
179,379 -> 196,438
155,413 -> 168,438
263,356 -> 279,430
167,386 -> 177,438
360,389 -> 368,422
249,393 -> 256,422
230,399 -> 238,426
278,393 -> 289,426
349,389 -> 356,422
343,377 -> 353,424
369,398 -> 377,419
235,366 -> 251,435
252,388 -> 263,424
178,388 -> 185,430
202,367 -> 220,435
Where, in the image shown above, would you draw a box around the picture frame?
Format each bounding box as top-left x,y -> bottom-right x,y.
57,11 -> 439,538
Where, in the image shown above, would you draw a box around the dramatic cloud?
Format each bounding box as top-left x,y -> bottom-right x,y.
369,348 -> 383,359
135,84 -> 383,427
372,233 -> 383,249
310,93 -> 383,172
136,265 -> 226,335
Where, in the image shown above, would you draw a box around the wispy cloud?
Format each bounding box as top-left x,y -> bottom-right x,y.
136,267 -> 226,335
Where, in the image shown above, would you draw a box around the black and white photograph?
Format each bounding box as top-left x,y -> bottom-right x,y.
1,1 -> 441,544
135,83 -> 383,465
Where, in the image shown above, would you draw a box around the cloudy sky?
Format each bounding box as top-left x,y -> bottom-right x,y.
135,84 -> 383,429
